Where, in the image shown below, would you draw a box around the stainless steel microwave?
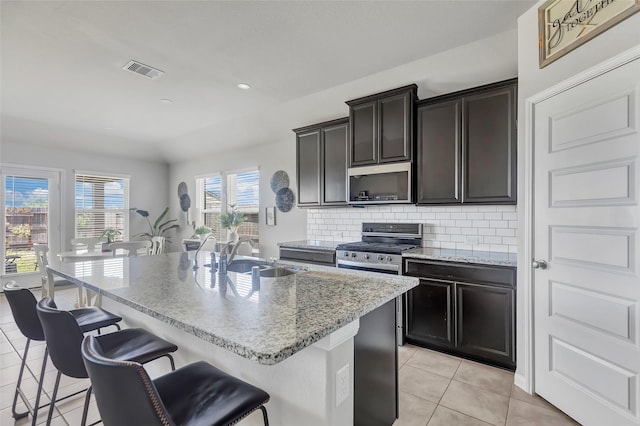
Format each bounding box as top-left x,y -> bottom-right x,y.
347,162 -> 412,205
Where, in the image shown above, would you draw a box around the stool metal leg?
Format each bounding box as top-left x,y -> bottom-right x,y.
260,406 -> 269,426
46,371 -> 62,426
30,347 -> 48,426
11,338 -> 31,419
80,386 -> 92,426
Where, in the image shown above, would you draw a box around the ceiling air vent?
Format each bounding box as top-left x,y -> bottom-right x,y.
122,60 -> 164,79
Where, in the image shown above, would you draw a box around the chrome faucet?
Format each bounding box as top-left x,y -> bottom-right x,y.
221,237 -> 255,266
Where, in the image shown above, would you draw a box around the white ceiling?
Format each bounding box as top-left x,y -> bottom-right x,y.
0,1 -> 534,163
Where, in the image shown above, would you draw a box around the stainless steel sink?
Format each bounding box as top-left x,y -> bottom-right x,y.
260,267 -> 296,278
225,259 -> 269,273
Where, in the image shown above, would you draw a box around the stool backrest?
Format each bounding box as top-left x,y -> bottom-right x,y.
36,297 -> 87,379
150,236 -> 166,255
71,237 -> 106,250
2,282 -> 44,341
33,244 -> 50,283
81,336 -> 174,426
109,241 -> 152,257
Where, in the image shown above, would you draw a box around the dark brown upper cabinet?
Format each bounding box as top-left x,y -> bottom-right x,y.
416,79 -> 517,205
346,85 -> 417,167
294,118 -> 349,208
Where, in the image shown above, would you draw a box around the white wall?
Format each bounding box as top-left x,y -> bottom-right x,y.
515,1 -> 640,389
168,139 -> 307,260
1,140 -> 170,252
309,205 -> 518,253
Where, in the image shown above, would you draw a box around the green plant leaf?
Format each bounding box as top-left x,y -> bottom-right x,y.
135,209 -> 149,218
160,224 -> 180,234
153,207 -> 169,229
158,219 -> 178,231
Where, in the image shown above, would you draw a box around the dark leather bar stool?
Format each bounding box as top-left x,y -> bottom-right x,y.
2,282 -> 122,426
82,335 -> 270,426
36,297 -> 178,426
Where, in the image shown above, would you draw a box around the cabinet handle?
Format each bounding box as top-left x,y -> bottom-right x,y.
532,259 -> 548,269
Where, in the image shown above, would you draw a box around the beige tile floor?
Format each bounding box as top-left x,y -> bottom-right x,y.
395,344 -> 581,426
1,287 -> 581,426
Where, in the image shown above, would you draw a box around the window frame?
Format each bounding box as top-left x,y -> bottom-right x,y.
195,167 -> 260,244
74,170 -> 131,242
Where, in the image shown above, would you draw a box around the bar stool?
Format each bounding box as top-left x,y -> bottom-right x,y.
36,297 -> 178,426
2,282 -> 122,426
82,335 -> 270,426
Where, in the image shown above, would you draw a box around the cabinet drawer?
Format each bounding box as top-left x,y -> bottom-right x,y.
404,259 -> 515,287
279,247 -> 336,266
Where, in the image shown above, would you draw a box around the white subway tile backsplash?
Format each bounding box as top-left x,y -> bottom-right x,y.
489,220 -> 508,228
484,212 -> 503,220
306,204 -> 517,253
496,228 -> 515,237
472,220 -> 490,228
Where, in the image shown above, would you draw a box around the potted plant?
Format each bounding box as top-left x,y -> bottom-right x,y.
100,228 -> 121,251
219,204 -> 244,243
130,207 -> 179,243
194,225 -> 212,241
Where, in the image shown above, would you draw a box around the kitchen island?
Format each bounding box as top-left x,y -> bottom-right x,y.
47,251 -> 417,425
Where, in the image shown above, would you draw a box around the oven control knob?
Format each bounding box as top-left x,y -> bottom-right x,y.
351,253 -> 357,258
363,254 -> 370,260
386,256 -> 393,262
344,252 -> 349,257
377,255 -> 384,261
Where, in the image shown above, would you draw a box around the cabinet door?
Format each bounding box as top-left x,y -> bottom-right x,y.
379,92 -> 412,163
463,84 -> 517,204
350,101 -> 377,166
406,279 -> 454,348
416,99 -> 461,204
322,122 -> 348,205
296,130 -> 321,207
456,283 -> 515,368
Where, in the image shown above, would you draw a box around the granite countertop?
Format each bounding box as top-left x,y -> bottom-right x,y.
403,247 -> 517,267
47,252 -> 417,365
277,240 -> 339,251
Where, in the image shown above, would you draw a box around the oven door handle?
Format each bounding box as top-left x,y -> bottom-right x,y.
337,259 -> 400,273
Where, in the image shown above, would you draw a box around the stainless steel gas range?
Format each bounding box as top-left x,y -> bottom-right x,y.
336,223 -> 423,344
336,223 -> 423,274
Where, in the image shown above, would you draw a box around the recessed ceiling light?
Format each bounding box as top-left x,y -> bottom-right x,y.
237,83 -> 251,90
160,98 -> 173,104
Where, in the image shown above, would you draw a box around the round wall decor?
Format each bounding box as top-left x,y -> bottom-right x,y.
275,187 -> 294,212
270,170 -> 290,194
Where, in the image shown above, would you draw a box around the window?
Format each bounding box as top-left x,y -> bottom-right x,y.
197,169 -> 260,251
75,173 -> 129,241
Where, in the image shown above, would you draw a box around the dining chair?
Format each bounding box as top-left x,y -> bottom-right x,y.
36,298 -> 178,426
150,236 -> 166,255
33,244 -> 77,298
82,336 -> 270,426
70,237 -> 106,250
3,282 -> 122,426
108,241 -> 152,257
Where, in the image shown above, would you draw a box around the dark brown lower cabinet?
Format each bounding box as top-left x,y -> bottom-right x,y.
406,279 -> 454,348
404,260 -> 516,370
456,283 -> 514,366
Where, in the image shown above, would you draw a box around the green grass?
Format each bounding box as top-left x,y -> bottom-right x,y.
5,249 -> 38,274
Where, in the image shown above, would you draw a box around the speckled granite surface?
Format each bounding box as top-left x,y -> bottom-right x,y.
403,247 -> 517,267
277,240 -> 339,251
48,252 -> 417,365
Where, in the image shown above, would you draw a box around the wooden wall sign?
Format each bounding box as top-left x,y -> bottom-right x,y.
539,0 -> 640,68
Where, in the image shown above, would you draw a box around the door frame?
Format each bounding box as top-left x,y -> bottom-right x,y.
518,44 -> 640,394
0,163 -> 66,287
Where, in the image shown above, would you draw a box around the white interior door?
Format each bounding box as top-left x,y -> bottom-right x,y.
533,57 -> 640,425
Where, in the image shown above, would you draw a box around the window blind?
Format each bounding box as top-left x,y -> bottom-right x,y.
198,169 -> 259,246
75,174 -> 129,240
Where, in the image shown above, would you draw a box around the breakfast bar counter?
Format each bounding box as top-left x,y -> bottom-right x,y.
47,251 -> 418,425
